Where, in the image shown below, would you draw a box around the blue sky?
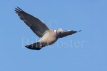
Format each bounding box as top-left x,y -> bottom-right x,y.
0,0 -> 107,71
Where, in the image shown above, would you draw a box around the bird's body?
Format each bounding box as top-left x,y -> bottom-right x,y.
39,30 -> 57,45
15,7 -> 81,50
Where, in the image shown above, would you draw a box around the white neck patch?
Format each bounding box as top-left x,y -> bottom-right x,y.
54,30 -> 56,33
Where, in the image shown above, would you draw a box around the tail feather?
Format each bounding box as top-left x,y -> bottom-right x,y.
25,42 -> 44,50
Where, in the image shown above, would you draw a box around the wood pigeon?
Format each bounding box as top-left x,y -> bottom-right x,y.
15,7 -> 81,50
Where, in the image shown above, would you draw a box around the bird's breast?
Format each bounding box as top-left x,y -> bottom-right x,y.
39,30 -> 57,45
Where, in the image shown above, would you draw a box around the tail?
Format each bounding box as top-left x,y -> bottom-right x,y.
25,42 -> 43,50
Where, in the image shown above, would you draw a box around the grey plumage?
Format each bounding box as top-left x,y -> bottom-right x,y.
15,7 -> 81,50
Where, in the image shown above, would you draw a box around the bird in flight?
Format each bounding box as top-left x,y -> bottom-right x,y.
15,7 -> 81,50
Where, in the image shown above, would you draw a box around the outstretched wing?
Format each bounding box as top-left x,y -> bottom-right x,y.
25,42 -> 46,50
15,7 -> 50,37
59,30 -> 81,38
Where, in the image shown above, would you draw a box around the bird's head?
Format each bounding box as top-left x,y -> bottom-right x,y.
57,28 -> 63,31
55,28 -> 63,35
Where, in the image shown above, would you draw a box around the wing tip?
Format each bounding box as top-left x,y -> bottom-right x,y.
15,7 -> 23,13
78,30 -> 81,32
